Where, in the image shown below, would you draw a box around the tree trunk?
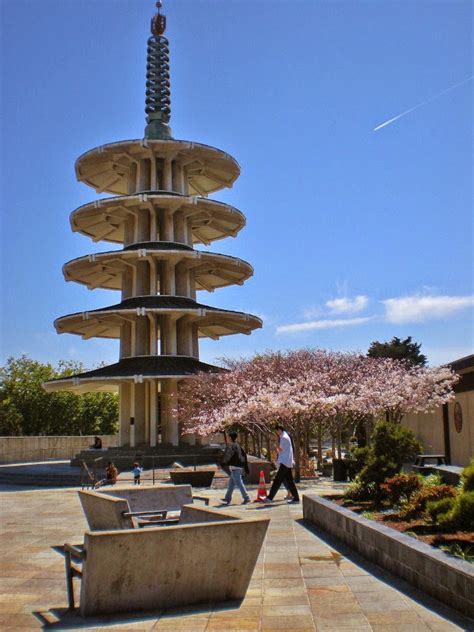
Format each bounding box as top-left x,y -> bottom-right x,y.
336,420 -> 342,459
294,427 -> 301,483
265,432 -> 271,461
317,422 -> 323,470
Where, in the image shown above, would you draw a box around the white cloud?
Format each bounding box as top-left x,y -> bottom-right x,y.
276,316 -> 373,335
383,294 -> 474,324
303,306 -> 323,320
326,295 -> 369,314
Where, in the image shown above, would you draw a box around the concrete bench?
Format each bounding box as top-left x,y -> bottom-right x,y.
78,485 -> 209,531
63,505 -> 270,616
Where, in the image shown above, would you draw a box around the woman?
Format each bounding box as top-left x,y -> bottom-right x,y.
95,461 -> 118,488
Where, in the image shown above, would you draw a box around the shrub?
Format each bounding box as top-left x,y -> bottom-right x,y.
439,491 -> 474,531
399,485 -> 457,519
461,458 -> 474,492
439,543 -> 474,563
427,496 -> 456,523
344,477 -> 377,502
422,473 -> 443,487
382,474 -> 422,505
351,446 -> 370,475
358,421 -> 421,502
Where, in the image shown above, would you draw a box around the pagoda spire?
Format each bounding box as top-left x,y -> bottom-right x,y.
145,1 -> 172,140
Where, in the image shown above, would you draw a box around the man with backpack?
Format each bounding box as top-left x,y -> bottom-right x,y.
220,431 -> 251,505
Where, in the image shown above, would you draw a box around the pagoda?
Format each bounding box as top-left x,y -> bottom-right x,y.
44,1 -> 261,447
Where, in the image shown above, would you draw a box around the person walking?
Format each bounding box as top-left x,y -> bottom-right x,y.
265,425 -> 300,504
221,431 -> 251,505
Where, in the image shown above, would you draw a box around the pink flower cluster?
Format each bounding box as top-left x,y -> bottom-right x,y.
177,350 -> 458,436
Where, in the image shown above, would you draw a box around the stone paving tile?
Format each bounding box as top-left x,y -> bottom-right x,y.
313,613 -> 370,629
309,594 -> 360,609
206,618 -> 260,630
312,602 -> 365,615
210,606 -> 261,619
262,594 -> 310,606
306,584 -> 351,594
303,575 -> 348,587
361,600 -> 414,612
262,604 -> 312,616
365,610 -> 428,624
263,577 -> 306,587
261,614 -> 315,629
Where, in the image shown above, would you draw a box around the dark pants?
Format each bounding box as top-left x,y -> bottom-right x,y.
268,464 -> 299,501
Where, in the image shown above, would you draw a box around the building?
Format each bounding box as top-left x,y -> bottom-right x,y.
402,354 -> 474,467
44,2 -> 261,447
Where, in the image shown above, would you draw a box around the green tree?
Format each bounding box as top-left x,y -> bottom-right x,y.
0,355 -> 118,436
0,398 -> 23,435
367,336 -> 427,366
358,420 -> 422,503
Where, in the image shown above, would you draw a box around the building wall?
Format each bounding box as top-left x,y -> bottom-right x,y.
0,435 -> 118,464
402,390 -> 474,467
450,391 -> 474,466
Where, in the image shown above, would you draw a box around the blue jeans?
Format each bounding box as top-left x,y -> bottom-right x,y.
224,467 -> 250,502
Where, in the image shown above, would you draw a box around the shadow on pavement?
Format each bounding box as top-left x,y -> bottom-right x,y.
296,517 -> 473,630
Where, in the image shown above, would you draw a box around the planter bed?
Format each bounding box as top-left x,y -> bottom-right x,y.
303,494 -> 474,617
328,495 -> 474,557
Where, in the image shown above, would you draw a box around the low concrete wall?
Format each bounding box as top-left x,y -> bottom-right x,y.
0,435 -> 118,464
303,494 -> 474,617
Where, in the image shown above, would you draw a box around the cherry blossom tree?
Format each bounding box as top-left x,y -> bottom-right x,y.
177,349 -> 458,476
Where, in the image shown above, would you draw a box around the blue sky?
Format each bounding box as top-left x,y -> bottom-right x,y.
1,0 -> 472,369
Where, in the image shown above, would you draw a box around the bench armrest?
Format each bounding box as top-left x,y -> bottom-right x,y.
64,543 -> 85,560
192,495 -> 210,506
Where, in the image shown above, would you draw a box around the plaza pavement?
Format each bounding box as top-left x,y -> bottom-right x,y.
0,479 -> 472,631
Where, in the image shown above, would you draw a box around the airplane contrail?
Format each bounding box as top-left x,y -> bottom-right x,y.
373,75 -> 473,131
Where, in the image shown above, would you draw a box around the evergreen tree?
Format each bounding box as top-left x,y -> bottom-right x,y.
367,336 -> 427,366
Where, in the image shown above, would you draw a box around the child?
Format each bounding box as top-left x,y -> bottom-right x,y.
132,462 -> 143,485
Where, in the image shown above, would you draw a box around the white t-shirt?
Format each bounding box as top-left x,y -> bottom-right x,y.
277,431 -> 294,468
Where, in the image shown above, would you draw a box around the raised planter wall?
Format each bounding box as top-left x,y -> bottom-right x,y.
303,494 -> 474,617
0,435 -> 118,464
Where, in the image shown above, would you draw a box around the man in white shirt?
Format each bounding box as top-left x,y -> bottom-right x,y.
265,425 -> 300,504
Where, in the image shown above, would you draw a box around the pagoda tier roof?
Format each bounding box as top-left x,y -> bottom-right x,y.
54,295 -> 262,340
70,194 -> 246,246
75,139 -> 240,196
63,246 -> 253,292
43,355 -> 221,394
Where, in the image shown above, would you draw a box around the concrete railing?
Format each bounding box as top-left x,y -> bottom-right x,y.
303,494 -> 474,618
0,435 -> 118,464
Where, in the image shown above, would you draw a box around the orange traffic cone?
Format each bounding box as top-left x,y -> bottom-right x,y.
255,470 -> 267,502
